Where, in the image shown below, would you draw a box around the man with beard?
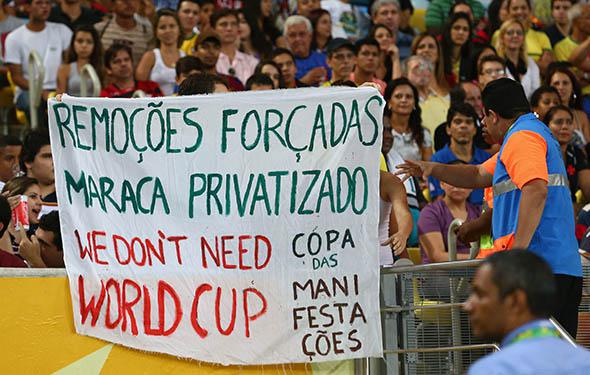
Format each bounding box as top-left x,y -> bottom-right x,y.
192,31 -> 244,91
429,103 -> 490,205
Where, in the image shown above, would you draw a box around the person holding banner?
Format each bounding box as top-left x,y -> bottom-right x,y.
379,170 -> 412,265
396,78 -> 582,337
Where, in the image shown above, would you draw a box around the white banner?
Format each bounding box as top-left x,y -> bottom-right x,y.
48,87 -> 384,365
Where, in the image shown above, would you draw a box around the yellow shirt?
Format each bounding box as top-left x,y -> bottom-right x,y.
419,93 -> 450,137
555,37 -> 590,95
180,33 -> 198,55
492,28 -> 552,61
380,153 -> 388,171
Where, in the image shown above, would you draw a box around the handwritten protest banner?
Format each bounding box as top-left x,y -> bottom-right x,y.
48,87 -> 384,365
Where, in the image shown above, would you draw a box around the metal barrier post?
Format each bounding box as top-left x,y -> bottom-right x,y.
79,64 -> 101,97
447,219 -> 464,373
27,50 -> 44,130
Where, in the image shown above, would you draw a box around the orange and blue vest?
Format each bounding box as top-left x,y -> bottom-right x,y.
492,113 -> 582,277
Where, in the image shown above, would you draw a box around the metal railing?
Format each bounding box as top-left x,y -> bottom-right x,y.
79,64 -> 101,97
27,50 -> 44,130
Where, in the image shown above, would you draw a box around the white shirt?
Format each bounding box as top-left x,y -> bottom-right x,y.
505,56 -> 541,100
4,22 -> 72,98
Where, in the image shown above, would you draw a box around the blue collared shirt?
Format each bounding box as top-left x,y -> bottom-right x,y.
429,144 -> 491,205
468,320 -> 590,375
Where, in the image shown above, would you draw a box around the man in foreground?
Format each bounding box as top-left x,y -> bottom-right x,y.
465,250 -> 590,374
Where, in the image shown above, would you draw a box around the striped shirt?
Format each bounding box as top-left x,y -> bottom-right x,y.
95,16 -> 152,66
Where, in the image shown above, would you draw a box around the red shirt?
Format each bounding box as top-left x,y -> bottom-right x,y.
100,80 -> 164,98
0,251 -> 27,268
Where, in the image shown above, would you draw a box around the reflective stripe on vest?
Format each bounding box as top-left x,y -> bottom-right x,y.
492,174 -> 568,197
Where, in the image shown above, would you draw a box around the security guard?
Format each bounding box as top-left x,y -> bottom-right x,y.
396,78 -> 582,338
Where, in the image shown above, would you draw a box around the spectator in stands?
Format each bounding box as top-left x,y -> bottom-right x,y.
192,31 -> 244,91
404,56 -> 450,137
0,195 -> 26,268
175,55 -> 202,86
477,54 -> 507,89
465,251 -> 590,375
425,0 -> 485,34
212,9 -> 258,85
198,0 -> 215,32
487,0 -> 509,37
0,0 -> 26,68
351,38 -> 386,93
5,0 -> 72,123
243,0 -> 285,58
246,73 -> 274,90
384,78 -> 433,161
546,65 -> 590,148
441,12 -> 473,87
177,0 -> 200,55
272,48 -> 308,88
554,3 -> 590,93
543,105 -> 590,203
254,60 -> 284,89
530,85 -> 561,120
461,81 -> 484,118
0,136 -> 21,191
94,0 -> 152,67
284,15 -> 328,86
308,8 -> 332,53
296,0 -> 320,18
321,0 -> 366,41
1,176 -> 43,252
370,0 -> 413,60
21,131 -> 55,208
419,159 -> 481,263
411,33 -> 449,97
48,0 -> 104,30
496,0 -> 554,73
370,23 -> 400,82
468,44 -> 498,81
429,103 -> 491,205
57,25 -> 104,96
177,72 -> 229,95
544,0 -> 571,47
136,9 -> 185,96
19,211 -> 64,268
323,38 -> 355,86
100,43 -> 163,98
495,19 -> 540,99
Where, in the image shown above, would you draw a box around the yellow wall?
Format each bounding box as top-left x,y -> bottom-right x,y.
0,273 -> 353,374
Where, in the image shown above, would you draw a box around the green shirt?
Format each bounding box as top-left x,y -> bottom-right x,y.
425,0 -> 486,30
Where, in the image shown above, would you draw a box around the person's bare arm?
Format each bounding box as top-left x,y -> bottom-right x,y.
380,172 -> 413,256
456,208 -> 492,244
135,50 -> 155,81
56,63 -> 70,95
421,145 -> 433,161
512,179 -> 547,248
578,170 -> 590,203
395,159 -> 493,189
7,63 -> 28,90
568,38 -> 590,71
420,232 -> 469,263
299,66 -> 327,86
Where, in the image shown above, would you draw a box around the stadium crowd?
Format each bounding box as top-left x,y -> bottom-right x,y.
1,0 -> 590,356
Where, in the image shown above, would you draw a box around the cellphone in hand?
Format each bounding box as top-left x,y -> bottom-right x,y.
12,195 -> 29,231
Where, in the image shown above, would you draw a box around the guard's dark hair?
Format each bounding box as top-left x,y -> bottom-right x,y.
39,211 -> 62,251
0,195 -> 10,237
482,78 -> 530,119
246,73 -> 274,90
446,102 -> 478,127
483,250 -> 556,318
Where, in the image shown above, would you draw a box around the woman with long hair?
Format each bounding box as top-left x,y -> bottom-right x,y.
308,8 -> 332,53
57,25 -> 104,96
546,65 -> 590,147
384,78 -> 433,161
468,44 -> 497,80
543,105 -> 590,203
440,12 -> 473,87
242,0 -> 286,59
411,32 -> 449,96
370,23 -> 401,82
494,19 -> 540,98
136,9 -> 185,96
